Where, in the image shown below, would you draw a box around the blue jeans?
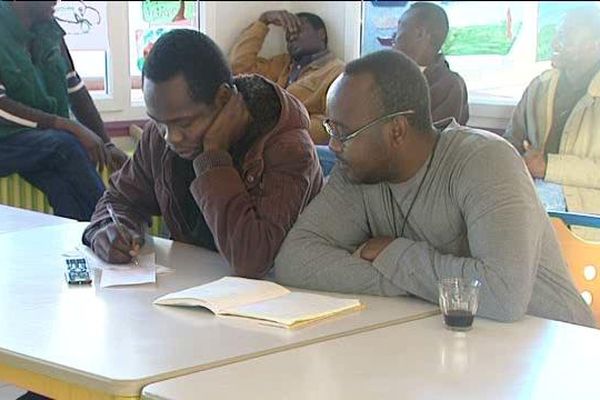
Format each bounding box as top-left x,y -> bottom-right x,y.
316,145 -> 336,177
0,129 -> 104,220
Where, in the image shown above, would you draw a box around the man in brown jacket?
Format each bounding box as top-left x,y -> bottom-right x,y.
392,2 -> 469,125
230,10 -> 344,144
82,30 -> 323,278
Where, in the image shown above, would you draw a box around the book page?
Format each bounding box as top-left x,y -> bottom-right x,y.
153,277 -> 290,314
222,292 -> 362,328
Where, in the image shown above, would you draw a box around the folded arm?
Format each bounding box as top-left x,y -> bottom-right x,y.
274,168 -> 404,296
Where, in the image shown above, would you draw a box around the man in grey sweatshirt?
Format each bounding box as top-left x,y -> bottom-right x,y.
274,50 -> 595,327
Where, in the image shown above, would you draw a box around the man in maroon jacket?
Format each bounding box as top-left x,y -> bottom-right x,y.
82,29 -> 323,278
392,2 -> 469,125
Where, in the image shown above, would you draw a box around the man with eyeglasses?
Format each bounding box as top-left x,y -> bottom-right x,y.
274,50 -> 595,328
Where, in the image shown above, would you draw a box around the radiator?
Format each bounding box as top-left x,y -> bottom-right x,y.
0,170 -> 163,236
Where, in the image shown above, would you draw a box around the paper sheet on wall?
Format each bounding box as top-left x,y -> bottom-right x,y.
55,1 -> 109,51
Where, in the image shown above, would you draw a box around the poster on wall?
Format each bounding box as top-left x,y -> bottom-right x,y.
54,1 -> 109,51
130,1 -> 198,75
363,1 -> 524,57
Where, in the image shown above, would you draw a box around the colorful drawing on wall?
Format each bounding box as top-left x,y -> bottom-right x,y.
134,1 -> 197,73
142,0 -> 196,24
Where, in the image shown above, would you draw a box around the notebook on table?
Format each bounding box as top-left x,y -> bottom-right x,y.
153,277 -> 364,329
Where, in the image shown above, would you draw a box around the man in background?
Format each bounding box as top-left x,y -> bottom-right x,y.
504,6 -> 600,241
392,2 -> 469,125
0,1 -> 127,221
230,9 -> 344,144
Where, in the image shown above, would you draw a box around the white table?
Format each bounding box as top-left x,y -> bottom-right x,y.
142,315 -> 600,400
0,205 -> 76,398
0,223 -> 438,399
0,204 -> 75,234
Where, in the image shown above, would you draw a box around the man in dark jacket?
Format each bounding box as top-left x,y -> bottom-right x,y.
393,2 -> 469,125
82,29 -> 323,278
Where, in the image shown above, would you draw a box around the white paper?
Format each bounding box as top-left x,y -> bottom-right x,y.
100,264 -> 156,288
75,246 -> 168,288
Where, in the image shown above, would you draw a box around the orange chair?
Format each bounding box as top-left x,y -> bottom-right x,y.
550,216 -> 600,322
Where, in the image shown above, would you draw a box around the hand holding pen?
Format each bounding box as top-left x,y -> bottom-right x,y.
90,203 -> 144,265
106,203 -> 141,266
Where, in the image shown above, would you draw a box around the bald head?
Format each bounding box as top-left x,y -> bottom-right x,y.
342,50 -> 432,132
408,2 -> 449,52
393,2 -> 449,66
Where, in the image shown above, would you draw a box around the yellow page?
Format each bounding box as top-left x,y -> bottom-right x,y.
222,292 -> 362,328
153,277 -> 290,314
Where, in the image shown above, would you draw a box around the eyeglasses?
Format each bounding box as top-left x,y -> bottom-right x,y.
323,109 -> 415,146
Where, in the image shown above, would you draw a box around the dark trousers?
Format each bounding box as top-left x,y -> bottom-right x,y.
0,128 -> 104,220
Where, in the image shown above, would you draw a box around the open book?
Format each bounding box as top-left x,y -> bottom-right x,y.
153,277 -> 363,329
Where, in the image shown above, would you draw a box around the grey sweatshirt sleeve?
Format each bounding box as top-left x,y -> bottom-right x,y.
372,141 -> 544,322
274,169 -> 404,296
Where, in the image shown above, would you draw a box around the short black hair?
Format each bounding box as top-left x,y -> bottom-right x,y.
409,2 -> 449,52
296,12 -> 328,46
344,50 -> 432,132
143,29 -> 233,104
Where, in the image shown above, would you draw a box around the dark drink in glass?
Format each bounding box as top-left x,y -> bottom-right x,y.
443,310 -> 475,329
438,278 -> 481,331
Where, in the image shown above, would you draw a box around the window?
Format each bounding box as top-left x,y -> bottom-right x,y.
363,1 -> 600,221
362,1 -> 598,105
55,1 -> 201,119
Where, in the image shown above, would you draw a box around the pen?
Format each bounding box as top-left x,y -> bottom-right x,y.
106,203 -> 140,267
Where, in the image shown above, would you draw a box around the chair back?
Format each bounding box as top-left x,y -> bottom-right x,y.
550,213 -> 600,322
